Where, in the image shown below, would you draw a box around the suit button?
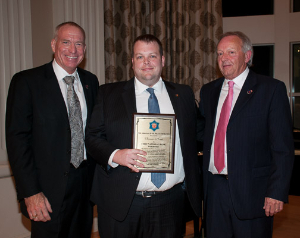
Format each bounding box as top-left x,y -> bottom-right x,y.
135,175 -> 139,180
64,172 -> 69,176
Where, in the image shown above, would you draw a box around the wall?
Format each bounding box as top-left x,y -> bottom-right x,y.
0,177 -> 31,238
31,0 -> 54,67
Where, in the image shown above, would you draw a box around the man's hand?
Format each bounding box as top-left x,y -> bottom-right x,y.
25,192 -> 52,222
113,149 -> 147,172
263,197 -> 283,216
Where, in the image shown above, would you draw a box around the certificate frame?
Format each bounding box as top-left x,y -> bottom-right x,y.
132,113 -> 176,173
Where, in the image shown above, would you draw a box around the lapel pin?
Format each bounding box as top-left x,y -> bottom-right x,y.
175,94 -> 179,97
247,90 -> 253,94
85,85 -> 89,89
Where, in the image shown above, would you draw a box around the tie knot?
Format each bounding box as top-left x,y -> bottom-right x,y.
63,76 -> 75,85
146,87 -> 155,95
146,88 -> 154,94
228,80 -> 234,88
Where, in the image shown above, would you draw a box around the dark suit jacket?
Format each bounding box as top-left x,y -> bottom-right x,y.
199,70 -> 294,220
86,78 -> 202,221
5,62 -> 99,219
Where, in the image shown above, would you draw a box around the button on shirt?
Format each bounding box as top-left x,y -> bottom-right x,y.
209,67 -> 249,174
52,59 -> 88,160
108,77 -> 185,191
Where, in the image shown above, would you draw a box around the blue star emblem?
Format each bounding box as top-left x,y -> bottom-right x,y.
149,120 -> 159,131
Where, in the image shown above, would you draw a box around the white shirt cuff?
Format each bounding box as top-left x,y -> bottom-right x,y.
108,149 -> 119,168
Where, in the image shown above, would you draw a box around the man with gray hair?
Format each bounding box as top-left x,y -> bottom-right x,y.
199,31 -> 294,237
6,22 -> 98,237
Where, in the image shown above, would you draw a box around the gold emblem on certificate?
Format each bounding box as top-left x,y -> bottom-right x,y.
132,113 -> 176,173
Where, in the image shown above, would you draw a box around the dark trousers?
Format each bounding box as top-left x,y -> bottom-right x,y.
31,165 -> 94,238
98,183 -> 185,238
205,172 -> 273,238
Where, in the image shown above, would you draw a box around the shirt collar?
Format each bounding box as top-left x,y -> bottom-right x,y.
134,77 -> 163,95
52,59 -> 78,82
223,67 -> 249,89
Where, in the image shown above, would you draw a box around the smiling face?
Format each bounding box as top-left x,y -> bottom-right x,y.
51,24 -> 86,74
217,35 -> 251,80
132,40 -> 165,87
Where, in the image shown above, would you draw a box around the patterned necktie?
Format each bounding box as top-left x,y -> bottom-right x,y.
146,88 -> 166,188
214,80 -> 234,173
63,76 -> 84,168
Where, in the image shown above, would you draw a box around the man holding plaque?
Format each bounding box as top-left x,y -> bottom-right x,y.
86,34 -> 201,238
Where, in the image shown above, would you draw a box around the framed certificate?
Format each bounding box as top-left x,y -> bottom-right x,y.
132,113 -> 176,173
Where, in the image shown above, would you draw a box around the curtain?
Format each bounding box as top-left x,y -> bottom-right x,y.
104,0 -> 222,101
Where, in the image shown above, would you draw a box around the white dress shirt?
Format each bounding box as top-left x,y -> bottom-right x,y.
52,59 -> 88,160
109,77 -> 185,191
209,67 -> 249,174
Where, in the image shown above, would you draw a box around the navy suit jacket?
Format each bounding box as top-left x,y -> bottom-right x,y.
6,62 -> 99,219
86,78 -> 202,221
199,70 -> 294,219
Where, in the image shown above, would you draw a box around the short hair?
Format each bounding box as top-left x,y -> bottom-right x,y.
218,31 -> 253,67
132,34 -> 163,57
53,21 -> 86,42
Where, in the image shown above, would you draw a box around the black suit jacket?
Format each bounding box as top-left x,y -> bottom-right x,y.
86,78 -> 202,221
199,70 -> 294,220
6,62 -> 99,219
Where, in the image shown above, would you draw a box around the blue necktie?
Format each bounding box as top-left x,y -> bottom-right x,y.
146,88 -> 166,188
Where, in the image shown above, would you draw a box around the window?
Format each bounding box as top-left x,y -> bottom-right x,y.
250,45 -> 274,77
291,43 -> 300,129
292,0 -> 300,12
222,0 -> 274,17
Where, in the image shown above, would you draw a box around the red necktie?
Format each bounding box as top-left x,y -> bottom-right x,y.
214,80 -> 234,173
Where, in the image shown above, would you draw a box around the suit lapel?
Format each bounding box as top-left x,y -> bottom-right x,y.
229,70 -> 257,123
164,81 -> 185,154
164,80 -> 179,115
78,69 -> 92,119
122,78 -> 137,125
211,78 -> 224,127
44,63 -> 69,123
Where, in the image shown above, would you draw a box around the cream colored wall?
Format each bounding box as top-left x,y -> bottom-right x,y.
31,0 -> 54,67
0,177 -> 31,238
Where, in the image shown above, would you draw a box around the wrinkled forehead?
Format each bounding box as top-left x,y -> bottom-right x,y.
218,35 -> 243,49
57,25 -> 85,42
